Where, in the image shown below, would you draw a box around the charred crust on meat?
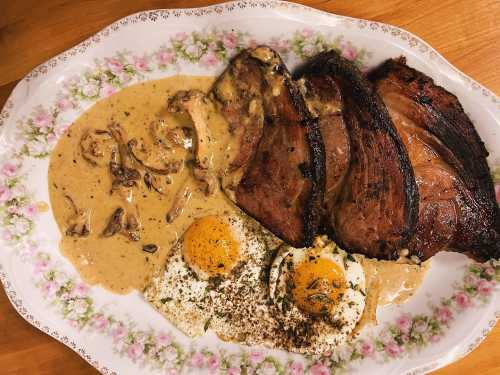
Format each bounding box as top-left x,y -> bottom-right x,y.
295,50 -> 419,259
212,46 -> 325,248
369,57 -> 500,260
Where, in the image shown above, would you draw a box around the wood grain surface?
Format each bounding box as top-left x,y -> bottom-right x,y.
0,1 -> 499,374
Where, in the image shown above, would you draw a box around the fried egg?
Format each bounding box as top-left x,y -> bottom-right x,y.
269,235 -> 366,349
182,215 -> 243,280
145,213 -> 277,337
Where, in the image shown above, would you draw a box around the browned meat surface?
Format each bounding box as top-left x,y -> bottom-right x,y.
299,74 -> 350,214
295,51 -> 418,259
211,46 -> 325,248
369,57 -> 500,261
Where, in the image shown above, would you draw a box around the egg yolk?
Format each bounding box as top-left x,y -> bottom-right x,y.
183,215 -> 240,278
291,256 -> 346,316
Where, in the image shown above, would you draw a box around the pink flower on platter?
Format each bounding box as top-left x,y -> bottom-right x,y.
302,44 -> 316,56
7,206 -> 18,214
207,355 -> 220,372
134,56 -> 150,72
430,334 -> 441,343
464,274 -> 479,287
484,265 -> 496,277
156,50 -> 175,65
0,186 -> 12,202
34,259 -> 49,274
92,314 -> 109,331
310,363 -> 330,375
477,279 -> 495,296
190,352 -> 205,367
269,38 -> 290,53
174,32 -> 188,41
301,28 -> 314,38
454,292 -> 472,309
207,41 -> 218,51
400,333 -> 410,343
495,183 -> 500,203
72,282 -> 89,298
100,83 -> 117,97
200,52 -> 219,68
341,43 -> 358,61
156,332 -> 172,346
42,281 -> 59,297
165,368 -> 178,375
436,306 -> 453,324
359,340 -> 375,357
47,133 -> 57,144
249,350 -> 265,365
287,361 -> 304,375
396,314 -> 412,333
63,75 -> 80,89
222,32 -> 238,49
2,230 -> 12,241
248,39 -> 258,49
23,203 -> 38,218
414,319 -> 428,333
68,319 -> 79,328
384,341 -> 404,358
111,324 -> 127,343
55,124 -> 70,138
227,368 -> 241,375
106,58 -> 124,74
127,342 -> 144,361
33,110 -> 54,129
56,97 -> 74,111
1,163 -> 17,177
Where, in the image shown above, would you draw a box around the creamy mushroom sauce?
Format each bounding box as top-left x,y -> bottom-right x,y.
48,75 -> 429,329
49,76 -> 238,293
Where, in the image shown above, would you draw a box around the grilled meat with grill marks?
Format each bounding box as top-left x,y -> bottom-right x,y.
369,57 -> 500,261
295,50 -> 419,260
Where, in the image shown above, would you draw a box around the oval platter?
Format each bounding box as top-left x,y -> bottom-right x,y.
0,1 -> 499,374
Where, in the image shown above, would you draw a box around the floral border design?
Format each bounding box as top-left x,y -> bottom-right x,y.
15,27 -> 369,159
21,247 -> 500,375
0,2 -> 499,375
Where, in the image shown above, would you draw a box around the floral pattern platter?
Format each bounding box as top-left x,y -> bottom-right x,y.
0,1 -> 499,375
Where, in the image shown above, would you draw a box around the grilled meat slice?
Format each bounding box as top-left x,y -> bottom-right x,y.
295,50 -> 418,260
211,46 -> 325,248
369,57 -> 500,261
298,74 -> 350,214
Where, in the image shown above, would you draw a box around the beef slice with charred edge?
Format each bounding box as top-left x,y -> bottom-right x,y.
294,50 -> 418,259
211,46 -> 325,248
369,57 -> 500,261
298,74 -> 350,215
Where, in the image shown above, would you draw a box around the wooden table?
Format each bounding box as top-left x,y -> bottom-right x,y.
1,1 -> 499,374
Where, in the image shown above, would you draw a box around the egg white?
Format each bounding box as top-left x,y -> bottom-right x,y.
269,236 -> 366,349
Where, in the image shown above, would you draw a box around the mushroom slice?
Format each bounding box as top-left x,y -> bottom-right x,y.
127,138 -> 182,175
79,129 -> 116,167
102,206 -> 141,241
102,207 -> 124,237
166,184 -> 192,223
150,120 -> 191,149
167,90 -> 213,170
193,167 -> 218,196
106,123 -> 141,191
64,195 -> 90,237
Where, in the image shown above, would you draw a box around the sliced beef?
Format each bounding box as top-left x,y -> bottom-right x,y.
298,74 -> 350,214
369,57 -> 500,261
211,46 -> 325,248
295,51 -> 418,260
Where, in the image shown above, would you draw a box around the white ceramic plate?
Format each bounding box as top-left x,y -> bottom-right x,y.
1,1 -> 499,374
